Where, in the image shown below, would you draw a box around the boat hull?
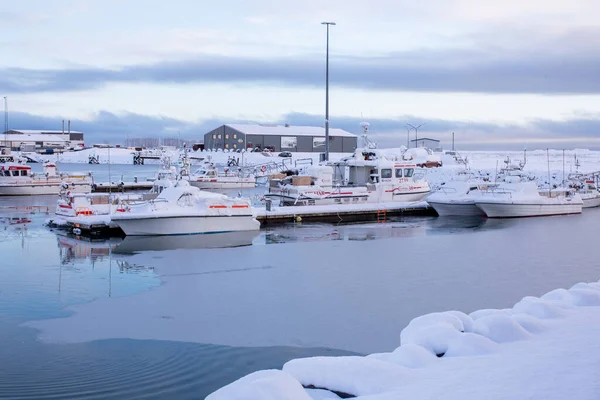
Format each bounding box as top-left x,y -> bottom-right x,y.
0,183 -> 90,196
112,215 -> 261,236
582,195 -> 600,209
428,201 -> 485,217
475,202 -> 582,218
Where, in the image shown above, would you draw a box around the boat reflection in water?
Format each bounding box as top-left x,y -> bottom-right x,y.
113,230 -> 261,254
56,233 -> 122,266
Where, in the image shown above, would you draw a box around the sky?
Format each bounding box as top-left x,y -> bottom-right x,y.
2,0 -> 600,149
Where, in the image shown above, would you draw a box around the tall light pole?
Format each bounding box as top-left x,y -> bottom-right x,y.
405,125 -> 411,148
321,21 -> 336,161
406,123 -> 425,148
3,96 -> 7,149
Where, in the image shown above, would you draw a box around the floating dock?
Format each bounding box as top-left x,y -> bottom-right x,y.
256,201 -> 434,225
47,215 -> 123,237
48,201 -> 435,237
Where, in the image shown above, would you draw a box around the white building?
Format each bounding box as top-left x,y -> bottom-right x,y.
1,129 -> 85,152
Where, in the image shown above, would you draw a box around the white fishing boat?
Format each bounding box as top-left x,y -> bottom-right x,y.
426,181 -> 491,217
188,163 -> 256,190
566,175 -> 600,209
111,181 -> 260,236
475,183 -> 583,218
0,162 -> 92,196
265,148 -> 430,206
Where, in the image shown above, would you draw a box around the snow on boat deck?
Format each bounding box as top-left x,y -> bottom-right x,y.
256,201 -> 433,224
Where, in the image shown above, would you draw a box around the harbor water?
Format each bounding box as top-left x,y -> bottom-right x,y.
2,164 -> 600,398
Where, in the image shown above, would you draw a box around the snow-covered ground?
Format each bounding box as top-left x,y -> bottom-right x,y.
208,280 -> 600,399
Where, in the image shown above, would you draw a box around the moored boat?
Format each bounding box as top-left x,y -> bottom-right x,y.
265,148 -> 430,206
111,181 -> 260,236
0,162 -> 92,196
475,183 -> 583,218
188,163 -> 256,190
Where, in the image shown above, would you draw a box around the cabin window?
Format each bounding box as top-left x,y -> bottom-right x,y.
395,168 -> 403,178
20,170 -> 28,176
381,169 -> 392,179
3,171 -> 9,176
12,170 -> 19,176
404,168 -> 414,177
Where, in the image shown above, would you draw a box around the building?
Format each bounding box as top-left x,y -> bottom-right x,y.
1,129 -> 85,151
410,137 -> 440,149
203,124 -> 357,153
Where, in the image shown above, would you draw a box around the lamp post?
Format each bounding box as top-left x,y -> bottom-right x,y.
406,123 -> 425,148
321,21 -> 336,161
3,96 -> 7,149
405,125 -> 411,148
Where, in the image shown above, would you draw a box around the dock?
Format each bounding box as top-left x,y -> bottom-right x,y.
92,182 -> 154,193
256,201 -> 434,225
47,215 -> 123,237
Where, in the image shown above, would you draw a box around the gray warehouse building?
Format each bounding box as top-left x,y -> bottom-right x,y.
203,124 -> 357,153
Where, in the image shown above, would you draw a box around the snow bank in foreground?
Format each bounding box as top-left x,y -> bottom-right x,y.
209,279 -> 600,399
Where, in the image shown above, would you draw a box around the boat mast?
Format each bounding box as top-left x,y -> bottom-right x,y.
546,148 -> 551,196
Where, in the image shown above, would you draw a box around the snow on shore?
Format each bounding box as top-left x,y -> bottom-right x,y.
208,280 -> 600,399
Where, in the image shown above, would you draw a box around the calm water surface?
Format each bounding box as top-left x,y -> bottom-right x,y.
2,182 -> 600,398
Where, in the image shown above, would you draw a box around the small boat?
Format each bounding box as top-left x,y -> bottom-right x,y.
111,181 -> 260,236
475,183 -> 583,218
265,148 -> 430,206
0,162 -> 92,196
188,163 -> 256,190
566,176 -> 600,209
426,181 -> 491,217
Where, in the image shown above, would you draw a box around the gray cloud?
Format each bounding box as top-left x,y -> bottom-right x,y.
2,38 -> 600,94
7,110 -> 600,150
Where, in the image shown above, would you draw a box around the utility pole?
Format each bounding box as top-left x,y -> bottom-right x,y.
452,132 -> 455,151
321,21 -> 336,161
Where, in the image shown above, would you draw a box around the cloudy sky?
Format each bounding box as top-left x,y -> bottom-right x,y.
2,0 -> 600,149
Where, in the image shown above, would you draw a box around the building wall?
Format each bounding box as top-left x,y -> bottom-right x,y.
204,125 -> 358,153
264,135 -> 281,152
342,137 -> 357,152
297,136 -> 312,152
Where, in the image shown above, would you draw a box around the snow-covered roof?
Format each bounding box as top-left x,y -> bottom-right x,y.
6,129 -> 83,134
410,137 -> 440,142
3,133 -> 70,143
225,124 -> 357,138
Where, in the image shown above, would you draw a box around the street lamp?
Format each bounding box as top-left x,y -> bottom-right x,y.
406,123 -> 426,148
3,96 -> 7,149
321,21 -> 336,162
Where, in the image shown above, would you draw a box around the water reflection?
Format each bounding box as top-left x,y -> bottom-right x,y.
56,234 -> 121,265
113,231 -> 261,254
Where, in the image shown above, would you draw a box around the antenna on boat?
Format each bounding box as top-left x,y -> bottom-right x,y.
562,149 -> 565,187
546,148 -> 551,196
108,145 -> 111,195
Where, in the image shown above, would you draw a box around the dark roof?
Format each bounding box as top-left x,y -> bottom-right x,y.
410,137 -> 440,142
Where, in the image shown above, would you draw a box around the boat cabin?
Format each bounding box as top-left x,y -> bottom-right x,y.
0,163 -> 31,177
